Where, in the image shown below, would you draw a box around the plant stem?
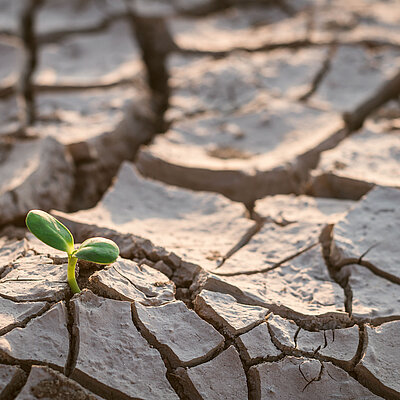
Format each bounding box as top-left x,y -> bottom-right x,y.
67,255 -> 80,294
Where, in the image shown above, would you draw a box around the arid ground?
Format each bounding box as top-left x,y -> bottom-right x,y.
0,0 -> 399,399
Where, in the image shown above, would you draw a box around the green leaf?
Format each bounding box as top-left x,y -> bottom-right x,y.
26,210 -> 74,254
73,237 -> 119,264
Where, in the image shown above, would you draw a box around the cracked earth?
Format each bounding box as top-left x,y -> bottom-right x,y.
0,0 -> 399,399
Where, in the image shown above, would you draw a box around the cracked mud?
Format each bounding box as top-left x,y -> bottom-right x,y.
0,0 -> 399,399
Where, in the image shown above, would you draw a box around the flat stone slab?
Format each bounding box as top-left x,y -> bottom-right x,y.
35,20 -> 141,86
16,365 -> 99,400
0,137 -> 74,225
355,320 -> 400,399
309,128 -> 400,199
194,289 -> 268,336
176,346 -> 248,400
204,245 -> 346,320
296,325 -> 359,365
0,364 -> 25,398
167,47 -> 329,120
0,255 -> 68,302
254,195 -> 354,224
218,222 -> 323,275
311,45 -> 400,112
71,290 -> 178,400
31,10 -> 152,211
35,88 -> 152,210
169,4 -> 308,52
137,97 -> 341,203
331,186 -> 400,281
236,322 -> 281,362
0,297 -> 48,334
55,162 -> 254,270
90,258 -> 175,306
250,357 -> 381,399
0,302 -> 69,369
133,300 -> 224,367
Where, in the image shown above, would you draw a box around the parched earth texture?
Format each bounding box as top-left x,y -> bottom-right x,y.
0,0 -> 399,399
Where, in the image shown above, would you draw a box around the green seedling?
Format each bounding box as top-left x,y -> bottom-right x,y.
25,210 -> 119,294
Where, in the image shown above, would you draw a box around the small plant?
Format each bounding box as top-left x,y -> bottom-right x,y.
26,210 -> 119,294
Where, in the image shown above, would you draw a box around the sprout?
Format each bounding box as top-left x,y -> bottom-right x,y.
25,210 -> 119,294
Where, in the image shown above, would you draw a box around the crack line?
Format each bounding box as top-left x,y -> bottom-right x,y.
18,0 -> 44,130
64,297 -> 79,377
215,221 -> 261,270
130,304 -> 187,400
213,242 -> 318,276
298,44 -> 336,102
0,302 -> 50,337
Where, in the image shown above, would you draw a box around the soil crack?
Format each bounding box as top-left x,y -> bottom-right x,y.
17,0 -> 44,130
319,224 -> 353,315
213,243 -> 318,276
344,69 -> 400,131
214,220 -> 262,270
299,44 -> 336,102
0,301 -> 50,337
130,304 -> 187,400
64,296 -> 79,377
125,6 -> 175,132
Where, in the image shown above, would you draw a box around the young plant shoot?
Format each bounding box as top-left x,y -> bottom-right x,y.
25,210 -> 119,294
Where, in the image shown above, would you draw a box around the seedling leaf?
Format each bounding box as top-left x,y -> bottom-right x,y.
26,210 -> 74,254
74,237 -> 119,264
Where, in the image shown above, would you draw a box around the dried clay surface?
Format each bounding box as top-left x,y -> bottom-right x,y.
137,96 -> 342,204
90,258 -> 175,305
15,365 -> 99,400
0,137 -> 74,225
250,357 -> 382,399
55,162 -> 255,270
70,290 -> 178,400
309,126 -> 400,199
0,302 -> 69,370
0,364 -> 25,399
329,186 -> 400,322
0,255 -> 68,302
